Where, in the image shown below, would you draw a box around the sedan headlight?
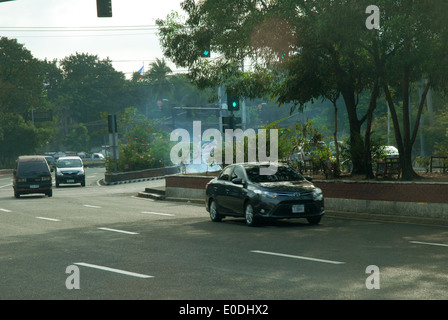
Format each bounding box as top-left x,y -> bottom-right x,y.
254,189 -> 277,199
77,171 -> 85,176
312,188 -> 323,200
41,176 -> 51,181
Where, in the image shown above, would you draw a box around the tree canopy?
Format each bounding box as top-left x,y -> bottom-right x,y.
157,0 -> 448,179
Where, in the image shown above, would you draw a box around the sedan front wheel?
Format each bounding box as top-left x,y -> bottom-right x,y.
209,200 -> 222,222
245,203 -> 258,227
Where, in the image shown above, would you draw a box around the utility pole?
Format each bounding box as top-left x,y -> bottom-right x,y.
108,114 -> 118,172
241,60 -> 246,130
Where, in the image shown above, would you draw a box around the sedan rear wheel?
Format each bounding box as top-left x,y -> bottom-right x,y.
245,203 -> 258,227
209,200 -> 222,222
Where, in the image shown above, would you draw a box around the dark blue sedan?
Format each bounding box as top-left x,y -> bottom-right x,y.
205,163 -> 325,226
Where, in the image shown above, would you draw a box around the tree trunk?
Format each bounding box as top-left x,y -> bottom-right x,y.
383,77 -> 430,181
364,79 -> 379,179
332,99 -> 341,177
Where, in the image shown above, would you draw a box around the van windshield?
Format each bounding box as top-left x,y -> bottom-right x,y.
17,161 -> 50,177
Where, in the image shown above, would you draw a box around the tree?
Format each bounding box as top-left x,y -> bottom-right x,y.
157,0 -> 376,174
0,37 -> 43,115
157,0 -> 448,180
58,53 -> 127,123
58,53 -> 128,147
64,124 -> 90,152
374,0 -> 448,179
0,37 -> 50,166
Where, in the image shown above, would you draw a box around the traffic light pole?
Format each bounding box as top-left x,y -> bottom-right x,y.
241,60 -> 246,130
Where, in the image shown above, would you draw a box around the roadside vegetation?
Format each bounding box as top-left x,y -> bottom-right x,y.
1,0 -> 448,180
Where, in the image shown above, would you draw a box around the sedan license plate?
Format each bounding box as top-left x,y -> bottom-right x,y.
292,204 -> 305,213
67,179 -> 75,183
30,184 -> 39,189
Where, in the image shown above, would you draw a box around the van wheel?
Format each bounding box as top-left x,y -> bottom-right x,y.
46,190 -> 53,197
14,192 -> 20,198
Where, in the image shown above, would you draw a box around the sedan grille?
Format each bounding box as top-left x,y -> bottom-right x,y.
276,190 -> 313,198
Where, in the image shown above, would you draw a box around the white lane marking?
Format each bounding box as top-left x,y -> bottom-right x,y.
0,183 -> 12,189
98,227 -> 139,235
410,241 -> 448,248
251,250 -> 346,265
83,204 -> 102,209
74,262 -> 153,279
0,208 -> 12,212
36,217 -> 61,222
141,211 -> 174,217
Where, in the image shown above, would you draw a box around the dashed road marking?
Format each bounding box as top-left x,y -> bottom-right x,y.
410,241 -> 448,248
98,227 -> 139,235
74,262 -> 153,278
141,211 -> 174,216
83,204 -> 102,209
36,217 -> 61,222
251,250 -> 346,265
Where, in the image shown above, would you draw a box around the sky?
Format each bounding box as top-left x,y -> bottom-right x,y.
0,0 -> 184,78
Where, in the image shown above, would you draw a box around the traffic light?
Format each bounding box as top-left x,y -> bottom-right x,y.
108,114 -> 117,133
200,39 -> 211,58
97,0 -> 112,17
202,48 -> 211,58
227,95 -> 240,111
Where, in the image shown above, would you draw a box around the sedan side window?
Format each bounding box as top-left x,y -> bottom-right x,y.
231,166 -> 245,181
218,166 -> 233,181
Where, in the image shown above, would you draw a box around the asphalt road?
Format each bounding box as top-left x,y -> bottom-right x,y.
1,167 -> 448,301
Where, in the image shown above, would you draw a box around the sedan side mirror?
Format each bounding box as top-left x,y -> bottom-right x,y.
304,176 -> 313,182
232,178 -> 243,185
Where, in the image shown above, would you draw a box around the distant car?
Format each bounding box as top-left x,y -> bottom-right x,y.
383,146 -> 399,158
205,163 -> 325,226
91,153 -> 105,160
44,155 -> 56,168
53,152 -> 67,159
55,156 -> 85,187
13,155 -> 53,198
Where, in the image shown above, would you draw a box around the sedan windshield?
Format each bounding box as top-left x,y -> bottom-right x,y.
57,159 -> 82,168
245,166 -> 304,183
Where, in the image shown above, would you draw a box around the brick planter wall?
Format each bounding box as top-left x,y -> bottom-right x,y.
165,175 -> 448,223
313,180 -> 448,204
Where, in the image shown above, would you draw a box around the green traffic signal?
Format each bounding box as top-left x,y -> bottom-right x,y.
227,95 -> 240,111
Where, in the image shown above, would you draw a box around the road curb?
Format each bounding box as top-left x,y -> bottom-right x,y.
103,176 -> 165,185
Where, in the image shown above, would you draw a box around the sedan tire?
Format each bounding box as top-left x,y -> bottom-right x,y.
209,200 -> 223,222
307,216 -> 321,225
245,202 -> 258,227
